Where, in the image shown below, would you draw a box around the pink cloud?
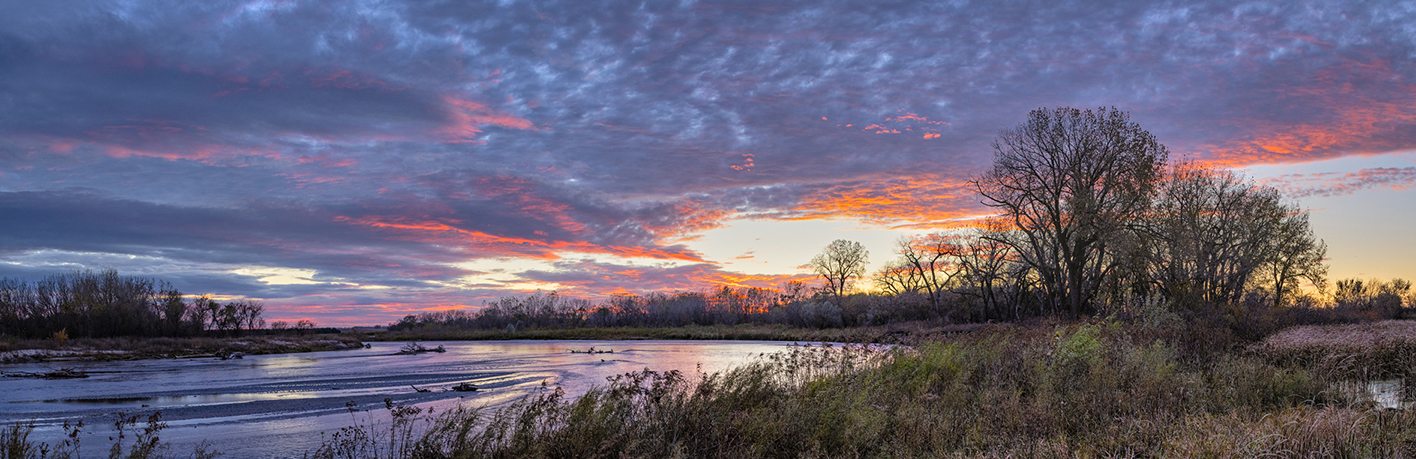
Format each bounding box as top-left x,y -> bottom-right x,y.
1261,167 -> 1416,198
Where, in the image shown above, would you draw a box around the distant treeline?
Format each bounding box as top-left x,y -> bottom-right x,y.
387,275 -> 1412,337
0,269 -> 279,339
387,287 -> 933,333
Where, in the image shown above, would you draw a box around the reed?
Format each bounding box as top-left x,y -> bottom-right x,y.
1252,320 -> 1416,381
314,321 -> 1416,458
8,320 -> 1413,457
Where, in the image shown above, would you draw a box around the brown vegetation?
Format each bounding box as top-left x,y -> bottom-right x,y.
313,321 -> 1416,458
1253,320 -> 1416,381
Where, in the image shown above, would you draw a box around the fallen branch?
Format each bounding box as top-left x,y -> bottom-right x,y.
2,367 -> 90,379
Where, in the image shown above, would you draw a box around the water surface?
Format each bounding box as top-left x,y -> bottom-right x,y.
0,340 -> 796,458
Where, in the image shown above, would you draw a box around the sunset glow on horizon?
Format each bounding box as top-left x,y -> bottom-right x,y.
3,1 -> 1415,326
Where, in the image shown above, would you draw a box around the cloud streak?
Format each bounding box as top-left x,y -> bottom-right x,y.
1262,167 -> 1416,199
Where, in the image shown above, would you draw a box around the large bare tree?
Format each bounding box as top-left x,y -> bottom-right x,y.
972,107 -> 1167,316
1150,163 -> 1283,306
811,239 -> 869,297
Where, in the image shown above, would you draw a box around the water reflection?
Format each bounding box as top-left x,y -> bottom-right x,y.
1367,379 -> 1410,410
0,340 -> 797,458
1339,378 -> 1412,410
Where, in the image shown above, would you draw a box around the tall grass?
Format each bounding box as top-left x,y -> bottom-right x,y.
0,412 -> 219,459
312,321 -> 1416,458
6,320 -> 1411,457
1253,320 -> 1416,382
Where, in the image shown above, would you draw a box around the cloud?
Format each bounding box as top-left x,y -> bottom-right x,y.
517,258 -> 815,297
1262,167 -> 1416,199
2,0 -> 1416,322
0,188 -> 715,289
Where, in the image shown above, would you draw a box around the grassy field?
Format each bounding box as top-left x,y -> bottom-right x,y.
308,319 -> 1416,458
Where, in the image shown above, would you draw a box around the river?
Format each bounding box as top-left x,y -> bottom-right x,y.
0,340 -> 799,458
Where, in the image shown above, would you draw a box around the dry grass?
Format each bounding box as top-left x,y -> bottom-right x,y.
1252,320 -> 1416,381
8,320 -> 1414,457
311,321 -> 1416,458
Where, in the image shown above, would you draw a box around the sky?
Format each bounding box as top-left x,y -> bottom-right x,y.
2,0 -> 1415,326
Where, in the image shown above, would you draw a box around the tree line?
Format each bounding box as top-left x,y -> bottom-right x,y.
0,269 -> 278,339
392,107 -> 1409,336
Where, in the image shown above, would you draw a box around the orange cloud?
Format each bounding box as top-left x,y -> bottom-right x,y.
841,110 -> 949,137
1205,57 -> 1416,165
527,261 -> 816,297
636,199 -> 733,240
729,153 -> 755,171
440,96 -> 535,143
339,215 -> 707,263
467,175 -> 588,234
763,175 -> 988,229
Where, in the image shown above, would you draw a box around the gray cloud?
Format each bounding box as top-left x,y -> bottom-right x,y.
1,0 -> 1414,322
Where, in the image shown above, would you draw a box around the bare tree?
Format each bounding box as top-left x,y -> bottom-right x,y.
890,234 -> 965,315
955,221 -> 1023,320
1149,163 -> 1287,307
158,287 -> 188,336
237,300 -> 266,333
295,319 -> 316,335
972,107 -> 1168,316
874,261 -> 925,296
1258,211 -> 1327,307
810,239 -> 869,297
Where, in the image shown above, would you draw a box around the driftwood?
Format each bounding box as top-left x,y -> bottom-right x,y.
450,382 -> 478,392
411,384 -> 431,393
568,347 -> 613,354
397,342 -> 446,355
3,367 -> 89,379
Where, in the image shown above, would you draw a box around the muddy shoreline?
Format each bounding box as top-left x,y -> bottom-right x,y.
0,334 -> 365,364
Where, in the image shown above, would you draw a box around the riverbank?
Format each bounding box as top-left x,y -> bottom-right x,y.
325,319 -> 1416,458
0,334 -> 365,364
2,319 -> 1414,456
370,321 -> 983,344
